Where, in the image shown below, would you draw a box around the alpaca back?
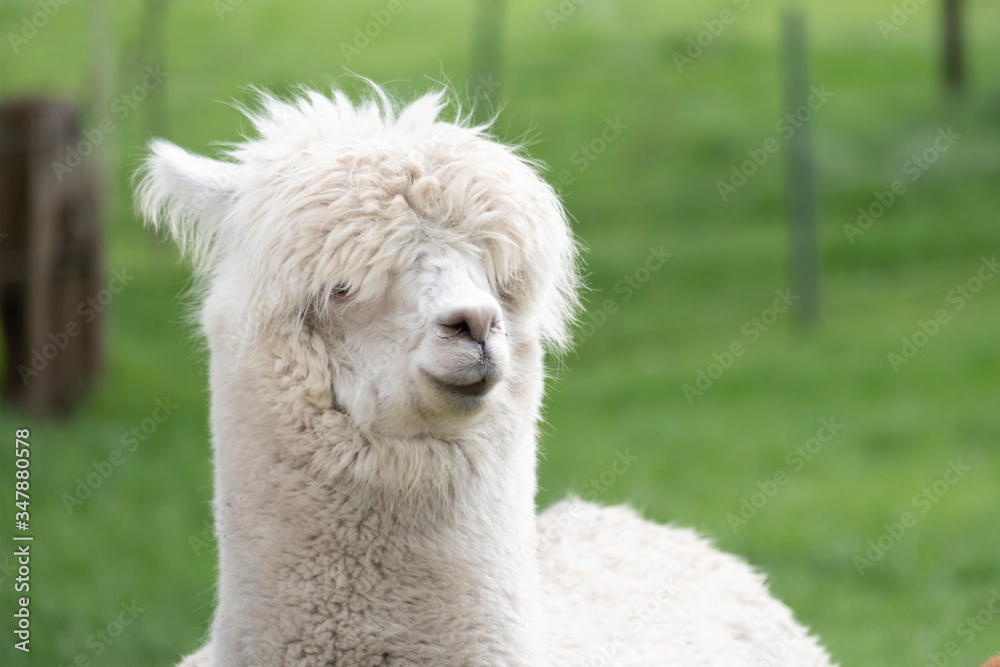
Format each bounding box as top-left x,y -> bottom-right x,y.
538,500 -> 836,666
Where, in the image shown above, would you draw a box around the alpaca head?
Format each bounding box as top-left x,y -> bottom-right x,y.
137,88 -> 578,445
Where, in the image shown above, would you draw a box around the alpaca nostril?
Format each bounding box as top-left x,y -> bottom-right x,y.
437,306 -> 501,346
438,317 -> 484,344
443,319 -> 472,339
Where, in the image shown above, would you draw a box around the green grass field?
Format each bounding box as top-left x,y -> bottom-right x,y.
2,1 -> 999,665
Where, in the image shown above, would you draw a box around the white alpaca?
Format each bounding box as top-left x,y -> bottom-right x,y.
137,87 -> 836,666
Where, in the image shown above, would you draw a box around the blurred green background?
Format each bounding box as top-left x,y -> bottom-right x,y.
1,1 -> 998,665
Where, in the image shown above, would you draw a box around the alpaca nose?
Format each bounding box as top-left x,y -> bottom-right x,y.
435,302 -> 502,347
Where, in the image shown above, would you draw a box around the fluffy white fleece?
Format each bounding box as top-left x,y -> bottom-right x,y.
136,86 -> 836,667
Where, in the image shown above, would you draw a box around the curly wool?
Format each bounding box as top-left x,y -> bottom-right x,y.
137,86 -> 836,667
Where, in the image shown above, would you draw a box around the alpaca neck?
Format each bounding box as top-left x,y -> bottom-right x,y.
208,372 -> 543,665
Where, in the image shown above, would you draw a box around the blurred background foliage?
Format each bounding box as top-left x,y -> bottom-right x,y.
1,0 -> 998,665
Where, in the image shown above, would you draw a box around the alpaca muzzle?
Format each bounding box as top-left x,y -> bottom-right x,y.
419,296 -> 508,411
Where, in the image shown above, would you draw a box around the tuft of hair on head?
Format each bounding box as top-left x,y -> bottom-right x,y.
134,138 -> 239,277
134,83 -> 582,352
982,653 -> 1000,667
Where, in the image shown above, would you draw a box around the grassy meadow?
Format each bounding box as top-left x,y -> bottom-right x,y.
1,1 -> 999,665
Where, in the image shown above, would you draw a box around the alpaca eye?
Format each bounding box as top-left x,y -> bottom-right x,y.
329,285 -> 349,297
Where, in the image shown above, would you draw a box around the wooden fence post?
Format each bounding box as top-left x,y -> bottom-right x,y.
942,0 -> 966,96
782,9 -> 820,329
0,100 -> 104,415
470,0 -> 505,121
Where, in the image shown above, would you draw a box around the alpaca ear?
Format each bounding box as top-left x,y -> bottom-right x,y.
135,139 -> 237,272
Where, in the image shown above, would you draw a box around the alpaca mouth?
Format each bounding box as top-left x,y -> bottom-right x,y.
422,370 -> 500,399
